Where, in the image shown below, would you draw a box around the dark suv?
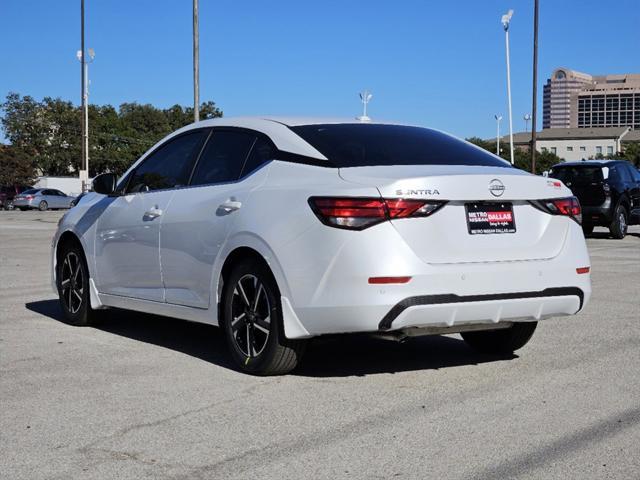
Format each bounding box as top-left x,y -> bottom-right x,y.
0,185 -> 30,210
550,160 -> 640,239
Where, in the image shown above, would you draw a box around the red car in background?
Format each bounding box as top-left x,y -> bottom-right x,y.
0,185 -> 31,210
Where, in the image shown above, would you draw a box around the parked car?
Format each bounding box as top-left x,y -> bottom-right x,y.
550,160 -> 640,238
52,117 -> 591,375
0,185 -> 30,210
13,188 -> 74,211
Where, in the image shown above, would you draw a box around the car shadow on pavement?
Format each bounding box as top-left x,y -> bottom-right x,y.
26,299 -> 516,377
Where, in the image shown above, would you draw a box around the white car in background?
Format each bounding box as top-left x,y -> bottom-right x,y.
51,117 -> 591,375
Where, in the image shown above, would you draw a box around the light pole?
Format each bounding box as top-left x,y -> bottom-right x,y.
502,9 -> 515,165
495,114 -> 503,156
531,0 -> 540,174
77,0 -> 94,192
193,0 -> 200,122
524,113 -> 531,132
357,90 -> 372,121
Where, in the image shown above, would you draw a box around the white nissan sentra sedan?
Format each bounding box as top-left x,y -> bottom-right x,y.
51,117 -> 591,375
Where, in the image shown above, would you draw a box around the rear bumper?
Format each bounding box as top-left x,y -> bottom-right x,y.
279,218 -> 591,338
12,199 -> 35,208
582,203 -> 613,225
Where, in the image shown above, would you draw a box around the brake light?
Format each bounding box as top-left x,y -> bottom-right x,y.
531,196 -> 582,224
576,267 -> 590,274
24,195 -> 34,200
309,197 -> 445,230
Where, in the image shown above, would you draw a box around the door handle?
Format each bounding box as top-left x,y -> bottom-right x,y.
219,200 -> 242,213
143,206 -> 163,219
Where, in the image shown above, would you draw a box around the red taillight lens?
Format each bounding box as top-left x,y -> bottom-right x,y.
24,195 -> 34,200
532,196 -> 582,224
309,197 -> 445,230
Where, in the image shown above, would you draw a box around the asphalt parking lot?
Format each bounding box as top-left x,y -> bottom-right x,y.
1,210 -> 639,480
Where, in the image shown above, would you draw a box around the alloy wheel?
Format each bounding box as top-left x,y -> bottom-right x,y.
230,274 -> 271,357
619,212 -> 627,235
60,252 -> 84,314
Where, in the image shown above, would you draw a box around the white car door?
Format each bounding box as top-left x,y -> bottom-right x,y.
94,129 -> 209,302
160,130 -> 275,308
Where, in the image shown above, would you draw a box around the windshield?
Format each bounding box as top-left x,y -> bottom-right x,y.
291,124 -> 511,168
21,189 -> 39,195
550,166 -> 604,185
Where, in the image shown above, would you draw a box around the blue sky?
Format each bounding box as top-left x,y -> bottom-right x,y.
1,0 -> 638,140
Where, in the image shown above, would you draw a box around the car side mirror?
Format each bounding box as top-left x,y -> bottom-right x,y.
92,173 -> 118,195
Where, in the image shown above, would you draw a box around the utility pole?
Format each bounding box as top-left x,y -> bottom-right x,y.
502,10 -> 515,165
80,0 -> 86,191
193,0 -> 200,122
531,0 -> 539,173
495,115 -> 502,156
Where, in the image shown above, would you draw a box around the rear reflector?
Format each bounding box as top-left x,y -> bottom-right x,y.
309,197 -> 445,230
576,267 -> 590,274
368,276 -> 412,284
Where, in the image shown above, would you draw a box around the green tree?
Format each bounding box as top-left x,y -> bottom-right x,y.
622,142 -> 640,167
1,93 -> 223,178
0,144 -> 36,186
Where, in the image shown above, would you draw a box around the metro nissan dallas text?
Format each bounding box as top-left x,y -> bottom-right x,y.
52,117 -> 591,374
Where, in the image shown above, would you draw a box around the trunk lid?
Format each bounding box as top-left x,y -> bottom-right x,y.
339,165 -> 574,264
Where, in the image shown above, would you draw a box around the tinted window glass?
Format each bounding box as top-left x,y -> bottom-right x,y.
241,136 -> 276,177
22,189 -> 38,195
629,165 -> 640,182
291,124 -> 510,168
190,130 -> 255,186
550,166 -> 604,185
128,130 -> 207,193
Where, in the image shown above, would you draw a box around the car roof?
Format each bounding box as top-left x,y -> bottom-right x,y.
553,160 -> 625,168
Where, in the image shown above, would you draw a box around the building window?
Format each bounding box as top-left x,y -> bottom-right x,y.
596,146 -> 603,155
550,147 -> 557,155
567,146 -> 573,152
541,147 -> 548,153
607,146 -> 614,155
580,146 -> 586,152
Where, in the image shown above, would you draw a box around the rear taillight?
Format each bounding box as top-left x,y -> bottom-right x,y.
309,197 -> 445,230
24,195 -> 34,200
531,196 -> 582,224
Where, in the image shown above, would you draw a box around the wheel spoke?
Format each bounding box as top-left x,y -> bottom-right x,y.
252,283 -> 264,312
235,281 -> 251,307
253,322 -> 269,334
231,312 -> 246,328
255,315 -> 270,330
73,289 -> 82,302
245,323 -> 252,357
60,278 -> 70,287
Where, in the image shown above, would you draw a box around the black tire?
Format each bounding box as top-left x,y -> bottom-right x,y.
221,258 -> 306,375
18,207 -> 28,211
581,223 -> 594,236
609,205 -> 628,239
56,242 -> 101,326
38,200 -> 48,211
461,322 -> 537,354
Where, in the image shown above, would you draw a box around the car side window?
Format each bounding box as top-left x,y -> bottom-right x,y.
240,135 -> 277,178
127,130 -> 208,193
190,130 -> 256,186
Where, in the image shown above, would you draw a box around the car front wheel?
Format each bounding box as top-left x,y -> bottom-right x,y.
56,243 -> 101,326
461,322 -> 537,354
221,259 -> 306,375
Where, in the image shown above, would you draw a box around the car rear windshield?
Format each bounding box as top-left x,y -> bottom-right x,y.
21,189 -> 39,195
290,124 -> 510,168
550,166 -> 604,185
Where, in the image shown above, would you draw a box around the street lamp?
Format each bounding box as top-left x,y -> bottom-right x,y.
524,113 -> 531,132
76,47 -> 95,191
495,114 -> 503,156
357,90 -> 373,122
502,9 -> 515,165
